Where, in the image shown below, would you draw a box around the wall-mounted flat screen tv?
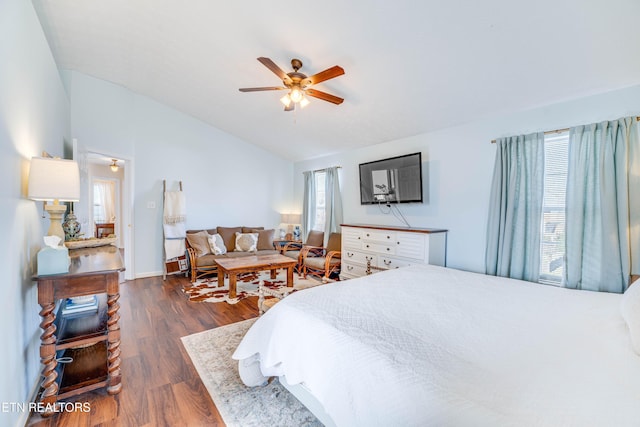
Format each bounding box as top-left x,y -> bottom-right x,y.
359,152 -> 423,204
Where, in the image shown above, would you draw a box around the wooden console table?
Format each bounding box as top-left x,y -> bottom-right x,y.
34,245 -> 124,414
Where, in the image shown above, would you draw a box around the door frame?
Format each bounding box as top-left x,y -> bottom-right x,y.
73,139 -> 135,281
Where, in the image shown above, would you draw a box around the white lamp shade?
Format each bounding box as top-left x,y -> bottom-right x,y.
28,157 -> 80,202
280,213 -> 292,224
281,213 -> 302,224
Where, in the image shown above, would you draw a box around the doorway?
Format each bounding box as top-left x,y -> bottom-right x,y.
73,139 -> 134,281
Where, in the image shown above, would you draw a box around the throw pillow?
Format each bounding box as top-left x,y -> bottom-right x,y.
217,227 -> 243,252
208,233 -> 227,255
235,232 -> 259,252
621,281 -> 640,356
250,228 -> 275,250
186,231 -> 211,258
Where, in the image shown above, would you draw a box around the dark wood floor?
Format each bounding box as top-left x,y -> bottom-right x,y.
27,274 -> 259,427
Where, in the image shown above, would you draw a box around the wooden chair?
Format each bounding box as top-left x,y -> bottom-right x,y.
301,232 -> 342,283
281,230 -> 324,274
185,236 -> 219,282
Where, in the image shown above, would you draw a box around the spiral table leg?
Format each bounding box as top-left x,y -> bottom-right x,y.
39,302 -> 58,416
106,292 -> 122,394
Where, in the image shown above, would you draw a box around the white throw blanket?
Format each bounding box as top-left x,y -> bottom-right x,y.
164,239 -> 186,260
163,191 -> 186,224
163,191 -> 186,260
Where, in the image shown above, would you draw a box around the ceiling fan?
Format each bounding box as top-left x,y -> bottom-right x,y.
239,57 -> 345,111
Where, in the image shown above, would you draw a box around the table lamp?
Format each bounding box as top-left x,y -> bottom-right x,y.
28,157 -> 80,244
280,213 -> 302,240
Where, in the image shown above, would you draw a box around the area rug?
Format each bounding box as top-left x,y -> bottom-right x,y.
181,319 -> 322,427
183,269 -> 325,304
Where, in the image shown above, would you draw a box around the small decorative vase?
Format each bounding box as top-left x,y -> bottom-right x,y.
62,211 -> 81,241
293,225 -> 301,241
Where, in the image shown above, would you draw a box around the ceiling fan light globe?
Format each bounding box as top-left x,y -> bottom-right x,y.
290,88 -> 303,103
300,97 -> 310,108
280,94 -> 292,107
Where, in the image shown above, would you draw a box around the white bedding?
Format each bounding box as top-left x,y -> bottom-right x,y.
232,264 -> 640,426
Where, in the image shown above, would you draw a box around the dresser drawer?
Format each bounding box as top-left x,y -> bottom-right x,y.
362,241 -> 396,256
361,229 -> 396,243
343,250 -> 376,266
341,262 -> 369,278
377,256 -> 414,270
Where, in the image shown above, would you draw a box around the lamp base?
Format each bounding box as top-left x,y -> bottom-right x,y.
45,203 -> 67,245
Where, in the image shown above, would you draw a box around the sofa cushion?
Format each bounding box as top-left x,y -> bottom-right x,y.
235,232 -> 259,252
242,226 -> 264,233
305,256 -> 341,270
186,231 -> 211,258
222,251 -> 249,258
208,233 -> 227,255
256,249 -> 278,255
283,250 -> 301,261
250,228 -> 275,250
195,253 -> 225,267
217,227 -> 243,251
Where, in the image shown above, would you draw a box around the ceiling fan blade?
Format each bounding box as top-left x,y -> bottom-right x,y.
305,89 -> 344,105
284,102 -> 295,112
257,57 -> 293,84
239,86 -> 287,92
303,65 -> 345,86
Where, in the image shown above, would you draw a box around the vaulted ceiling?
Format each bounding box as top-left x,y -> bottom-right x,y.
33,0 -> 640,161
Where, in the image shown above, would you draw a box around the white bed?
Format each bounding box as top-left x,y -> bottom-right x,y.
232,264 -> 640,426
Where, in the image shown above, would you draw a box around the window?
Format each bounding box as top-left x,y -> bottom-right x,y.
313,171 -> 326,231
539,132 -> 569,284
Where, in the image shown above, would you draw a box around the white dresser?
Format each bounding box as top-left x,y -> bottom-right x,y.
340,224 -> 447,280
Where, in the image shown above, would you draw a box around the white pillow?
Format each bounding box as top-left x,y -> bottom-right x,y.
621,281 -> 640,356
234,232 -> 258,252
208,233 -> 227,255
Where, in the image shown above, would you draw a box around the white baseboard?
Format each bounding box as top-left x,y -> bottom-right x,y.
18,377 -> 41,427
134,271 -> 163,279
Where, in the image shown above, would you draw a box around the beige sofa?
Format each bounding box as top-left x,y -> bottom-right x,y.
185,226 -> 278,282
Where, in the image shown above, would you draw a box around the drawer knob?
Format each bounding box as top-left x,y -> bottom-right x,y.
347,265 -> 353,271
366,244 -> 369,248
384,260 -> 392,266
387,235 -> 390,239
347,252 -> 354,257
386,247 -> 390,251
366,233 -> 370,237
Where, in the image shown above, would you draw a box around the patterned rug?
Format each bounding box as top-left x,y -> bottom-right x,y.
181,319 -> 322,427
183,269 -> 325,304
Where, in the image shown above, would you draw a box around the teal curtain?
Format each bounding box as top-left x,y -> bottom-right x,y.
323,167 -> 343,246
301,170 -> 316,241
564,117 -> 639,293
485,132 -> 544,282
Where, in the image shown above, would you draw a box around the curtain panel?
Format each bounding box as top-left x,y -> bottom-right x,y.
564,117 -> 639,293
301,171 -> 316,241
323,167 -> 343,246
485,132 -> 545,282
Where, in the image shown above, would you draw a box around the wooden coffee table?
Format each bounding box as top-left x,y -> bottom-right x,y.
215,254 -> 297,299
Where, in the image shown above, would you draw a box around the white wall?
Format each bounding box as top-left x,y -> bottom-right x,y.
66,71 -> 294,277
294,84 -> 640,273
0,1 -> 71,426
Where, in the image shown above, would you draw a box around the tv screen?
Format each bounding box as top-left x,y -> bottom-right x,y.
359,152 -> 423,204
